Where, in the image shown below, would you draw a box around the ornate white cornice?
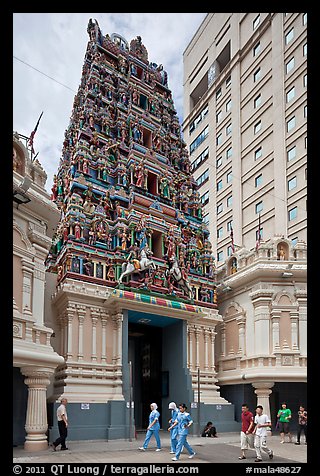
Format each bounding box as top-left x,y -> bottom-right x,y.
53,279 -> 111,304
223,260 -> 307,289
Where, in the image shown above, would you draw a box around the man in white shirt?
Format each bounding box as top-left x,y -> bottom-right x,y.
252,405 -> 273,462
52,398 -> 69,451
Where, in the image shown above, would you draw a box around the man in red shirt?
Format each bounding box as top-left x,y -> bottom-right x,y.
239,403 -> 254,460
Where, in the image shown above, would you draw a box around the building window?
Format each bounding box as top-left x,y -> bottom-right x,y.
191,147 -> 209,172
227,220 -> 233,232
304,105 -> 307,118
203,213 -> 210,226
255,146 -> 262,160
287,116 -> 296,132
189,104 -> 209,135
303,43 -> 307,56
291,237 -> 298,246
226,75 -> 231,87
217,250 -> 224,262
305,136 -> 307,148
254,121 -> 262,134
255,174 -> 263,187
287,146 -> 296,161
227,171 -> 233,183
253,42 -> 261,56
196,168 -> 209,187
216,110 -> 222,123
286,86 -> 295,102
216,133 -> 222,146
303,13 -> 307,25
288,206 -> 297,221
288,176 -> 297,191
217,203 -> 223,214
286,57 -> 295,74
254,94 -> 262,108
226,99 -> 232,112
201,190 -> 209,205
253,14 -> 260,30
217,227 -> 223,238
226,123 -> 232,135
227,246 -> 233,257
217,179 -> 223,191
190,125 -> 209,154
255,201 -> 263,214
303,74 -> 307,87
216,88 -> 222,100
216,157 -> 222,168
254,68 -> 261,82
285,28 -> 294,45
226,147 -> 233,159
227,195 -> 232,207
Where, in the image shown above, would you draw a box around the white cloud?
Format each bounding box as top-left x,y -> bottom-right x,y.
13,12 -> 207,192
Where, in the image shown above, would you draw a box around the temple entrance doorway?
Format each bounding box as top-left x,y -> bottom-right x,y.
127,311 -> 190,431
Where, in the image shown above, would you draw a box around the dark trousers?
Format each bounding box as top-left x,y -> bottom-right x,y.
53,421 -> 68,449
297,424 -> 307,443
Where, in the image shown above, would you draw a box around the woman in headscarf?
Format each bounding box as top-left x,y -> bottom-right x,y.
168,403 -> 196,461
138,403 -> 161,451
168,402 -> 179,454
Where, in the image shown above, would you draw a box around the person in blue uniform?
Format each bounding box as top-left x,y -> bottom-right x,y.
168,402 -> 179,454
139,403 -> 161,451
168,403 -> 196,461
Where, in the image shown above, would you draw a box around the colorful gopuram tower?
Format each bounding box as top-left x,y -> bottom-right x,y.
46,19 -> 236,440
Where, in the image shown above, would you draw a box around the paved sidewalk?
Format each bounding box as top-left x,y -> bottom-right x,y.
13,432 -> 307,464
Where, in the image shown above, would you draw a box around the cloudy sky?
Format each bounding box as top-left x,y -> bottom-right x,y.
13,12 -> 207,192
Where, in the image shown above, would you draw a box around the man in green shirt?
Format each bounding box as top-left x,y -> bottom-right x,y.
277,402 -> 292,443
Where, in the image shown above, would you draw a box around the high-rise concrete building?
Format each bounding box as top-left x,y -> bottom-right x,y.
182,13 -> 307,266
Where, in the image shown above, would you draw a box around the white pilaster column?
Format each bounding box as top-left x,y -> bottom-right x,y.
112,313 -> 123,365
59,313 -> 66,358
203,327 -> 209,371
252,381 -> 274,423
63,313 -> 68,359
195,326 -> 200,370
271,310 -> 281,352
21,367 -> 53,451
295,289 -> 307,356
100,310 -> 108,363
32,244 -> 48,326
290,310 -> 299,351
237,317 -> 246,355
91,308 -> 99,362
66,305 -> 75,359
249,287 -> 273,355
209,329 -> 216,371
220,323 -> 226,357
21,258 -> 34,318
77,305 -> 86,361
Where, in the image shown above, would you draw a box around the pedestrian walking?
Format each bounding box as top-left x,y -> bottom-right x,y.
295,405 -> 307,445
168,403 -> 196,461
277,402 -> 292,443
51,398 -> 69,451
238,403 -> 254,460
252,405 -> 273,462
168,402 -> 179,454
138,403 -> 161,451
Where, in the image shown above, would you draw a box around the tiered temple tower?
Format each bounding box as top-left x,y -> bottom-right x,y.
46,19 -> 236,440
